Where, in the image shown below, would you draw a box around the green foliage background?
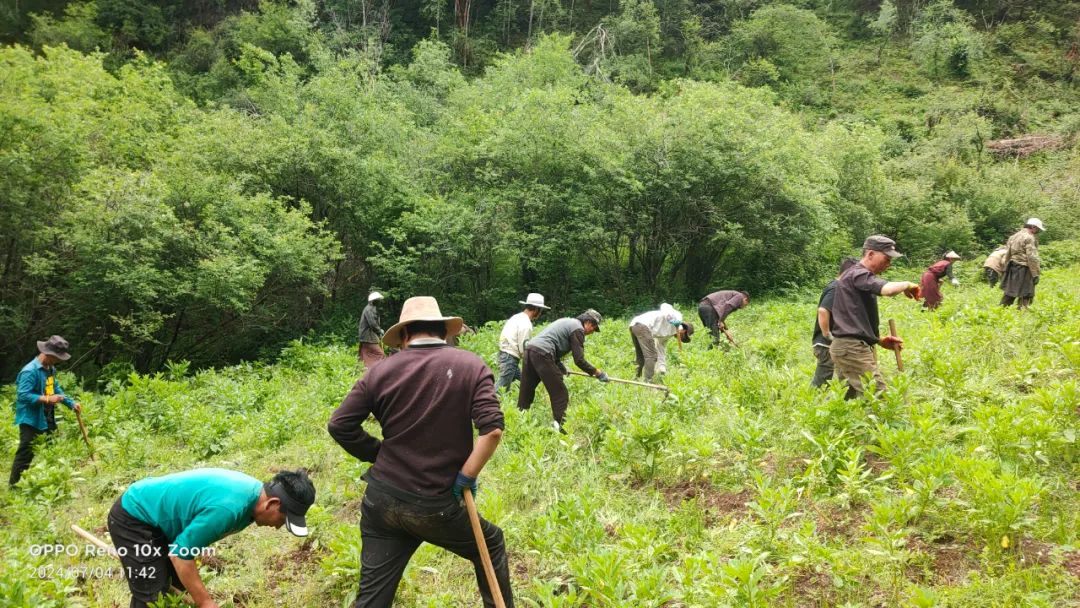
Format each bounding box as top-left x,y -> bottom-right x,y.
1,264 -> 1078,606
1,0 -> 1079,378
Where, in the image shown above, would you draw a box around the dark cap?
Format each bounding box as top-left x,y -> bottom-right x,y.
37,335 -> 71,361
679,322 -> 694,343
862,235 -> 903,259
265,470 -> 316,537
580,309 -> 603,332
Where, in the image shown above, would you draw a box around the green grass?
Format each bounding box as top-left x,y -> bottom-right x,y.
2,263 -> 1078,607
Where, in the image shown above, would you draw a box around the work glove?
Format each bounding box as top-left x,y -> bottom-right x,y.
596,371 -> 610,382
880,335 -> 904,351
452,471 -> 477,502
950,278 -> 960,287
1033,276 -> 1040,285
903,284 -> 922,300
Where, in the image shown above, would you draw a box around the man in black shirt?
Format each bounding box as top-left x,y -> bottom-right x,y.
811,258 -> 857,388
829,236 -> 921,399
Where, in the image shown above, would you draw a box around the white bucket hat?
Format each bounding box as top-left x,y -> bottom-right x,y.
382,296 -> 463,348
1025,217 -> 1045,231
519,293 -> 550,310
368,291 -> 384,302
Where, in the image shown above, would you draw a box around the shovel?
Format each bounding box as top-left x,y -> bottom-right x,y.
463,488 -> 507,608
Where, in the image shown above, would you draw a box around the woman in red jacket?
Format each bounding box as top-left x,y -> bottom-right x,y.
921,251 -> 961,310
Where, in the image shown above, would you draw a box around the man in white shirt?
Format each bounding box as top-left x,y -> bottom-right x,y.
629,303 -> 692,383
495,293 -> 549,392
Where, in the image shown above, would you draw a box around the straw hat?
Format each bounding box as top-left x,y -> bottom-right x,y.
368,291 -> 384,302
382,296 -> 463,348
944,251 -> 961,260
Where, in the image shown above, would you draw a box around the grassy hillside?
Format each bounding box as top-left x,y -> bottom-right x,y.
2,261 -> 1079,607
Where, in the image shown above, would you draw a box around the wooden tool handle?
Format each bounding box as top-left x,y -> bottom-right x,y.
888,319 -> 903,372
567,370 -> 667,391
463,489 -> 507,608
75,409 -> 95,460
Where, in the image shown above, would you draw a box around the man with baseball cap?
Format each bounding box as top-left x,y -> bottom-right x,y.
107,467 -> 315,608
359,291 -> 386,368
829,236 -> 922,399
8,335 -> 83,487
328,296 -> 513,607
495,293 -> 550,392
1001,218 -> 1044,309
517,309 -> 607,434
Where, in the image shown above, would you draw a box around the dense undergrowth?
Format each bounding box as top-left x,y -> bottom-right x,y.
1,261 -> 1078,607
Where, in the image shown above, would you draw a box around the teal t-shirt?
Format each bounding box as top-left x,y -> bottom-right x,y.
121,468 -> 262,559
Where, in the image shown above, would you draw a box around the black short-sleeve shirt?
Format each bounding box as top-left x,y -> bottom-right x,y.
811,279 -> 838,346
830,263 -> 887,345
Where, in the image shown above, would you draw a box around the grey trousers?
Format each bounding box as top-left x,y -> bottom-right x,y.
630,324 -> 660,382
810,344 -> 834,388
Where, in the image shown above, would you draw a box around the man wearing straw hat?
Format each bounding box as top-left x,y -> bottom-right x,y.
358,291 -> 386,368
495,293 -> 550,392
517,310 -> 607,434
328,296 -> 513,608
8,335 -> 83,487
1001,218 -> 1044,309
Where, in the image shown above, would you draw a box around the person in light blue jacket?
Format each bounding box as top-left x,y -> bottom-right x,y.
9,335 -> 83,486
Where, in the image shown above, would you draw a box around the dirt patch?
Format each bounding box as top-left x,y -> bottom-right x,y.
1017,539 -> 1056,566
659,480 -> 753,518
812,505 -> 867,541
269,539 -> 325,574
789,567 -> 843,607
199,553 -> 227,573
1063,551 -> 1080,579
909,536 -> 980,585
863,452 -> 891,474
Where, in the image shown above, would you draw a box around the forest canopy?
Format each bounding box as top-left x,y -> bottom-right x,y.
1,0 -> 1078,376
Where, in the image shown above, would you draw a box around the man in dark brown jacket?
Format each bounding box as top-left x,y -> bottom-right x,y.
328,296 -> 513,608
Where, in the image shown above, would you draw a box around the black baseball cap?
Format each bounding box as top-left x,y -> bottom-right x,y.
863,235 -> 903,259
265,470 -> 316,537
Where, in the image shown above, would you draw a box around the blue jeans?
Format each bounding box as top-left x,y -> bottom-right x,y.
495,352 -> 521,391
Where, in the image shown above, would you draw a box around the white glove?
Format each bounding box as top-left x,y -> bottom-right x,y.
951,278 -> 960,286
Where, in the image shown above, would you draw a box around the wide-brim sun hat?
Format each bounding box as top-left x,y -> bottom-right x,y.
368,291 -> 384,302
1025,217 -> 1045,231
37,335 -> 71,361
382,296 -> 464,348
519,293 -> 550,310
944,251 -> 961,260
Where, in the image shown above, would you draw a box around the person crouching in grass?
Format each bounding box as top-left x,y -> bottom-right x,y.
107,468 -> 315,608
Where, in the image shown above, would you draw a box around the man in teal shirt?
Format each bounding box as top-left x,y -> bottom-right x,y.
107,468 -> 316,608
8,335 -> 83,486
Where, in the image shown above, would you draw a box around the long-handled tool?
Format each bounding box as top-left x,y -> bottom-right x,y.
888,319 -> 904,371
74,408 -> 94,460
721,326 -> 738,347
72,525 -> 192,603
463,488 -> 507,608
567,370 -> 669,393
